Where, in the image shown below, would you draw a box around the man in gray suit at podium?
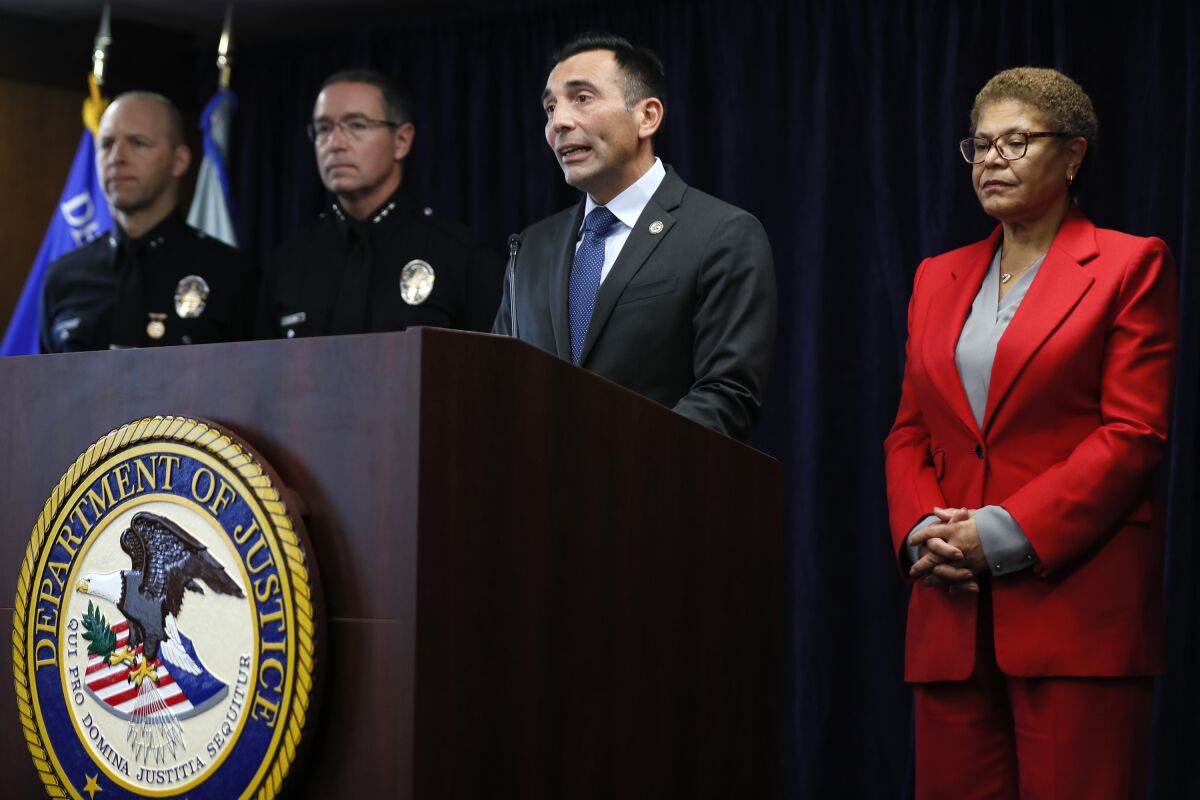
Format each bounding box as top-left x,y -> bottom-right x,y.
493,32 -> 777,441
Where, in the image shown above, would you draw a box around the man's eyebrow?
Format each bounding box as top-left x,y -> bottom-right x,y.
542,79 -> 601,103
564,79 -> 599,93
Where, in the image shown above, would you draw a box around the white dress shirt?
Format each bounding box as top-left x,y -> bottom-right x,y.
578,158 -> 667,282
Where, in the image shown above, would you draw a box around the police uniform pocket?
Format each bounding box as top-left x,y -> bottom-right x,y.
52,315 -> 83,344
53,313 -> 102,351
278,310 -> 320,339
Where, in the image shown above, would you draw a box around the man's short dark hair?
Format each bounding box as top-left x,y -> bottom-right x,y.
319,68 -> 413,125
552,32 -> 667,109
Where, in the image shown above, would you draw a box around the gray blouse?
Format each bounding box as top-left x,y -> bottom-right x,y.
956,247 -> 1044,428
907,247 -> 1043,576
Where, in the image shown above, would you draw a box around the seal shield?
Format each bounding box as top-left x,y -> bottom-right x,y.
13,416 -> 318,799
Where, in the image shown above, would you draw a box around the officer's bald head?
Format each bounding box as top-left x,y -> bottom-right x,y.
103,91 -> 186,147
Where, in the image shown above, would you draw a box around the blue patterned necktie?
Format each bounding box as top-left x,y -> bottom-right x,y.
568,206 -> 620,364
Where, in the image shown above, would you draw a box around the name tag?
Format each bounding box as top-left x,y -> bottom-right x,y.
280,311 -> 307,327
55,316 -> 82,342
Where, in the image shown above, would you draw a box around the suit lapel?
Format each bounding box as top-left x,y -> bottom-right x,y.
922,231 -> 999,437
549,202 -> 586,360
982,208 -> 1098,432
578,168 -> 686,366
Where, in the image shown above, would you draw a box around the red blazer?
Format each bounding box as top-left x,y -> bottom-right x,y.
884,207 -> 1178,683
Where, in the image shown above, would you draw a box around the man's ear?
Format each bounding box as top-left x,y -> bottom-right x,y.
637,98 -> 664,141
394,122 -> 415,161
171,144 -> 192,179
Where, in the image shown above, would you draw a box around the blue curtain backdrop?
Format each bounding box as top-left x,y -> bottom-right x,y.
228,1 -> 1199,795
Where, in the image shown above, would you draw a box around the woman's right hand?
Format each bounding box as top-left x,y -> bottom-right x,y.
909,508 -> 982,592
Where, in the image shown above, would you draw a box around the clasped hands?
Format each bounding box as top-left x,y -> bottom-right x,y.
908,507 -> 987,593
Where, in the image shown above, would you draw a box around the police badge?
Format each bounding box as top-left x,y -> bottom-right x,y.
174,276 -> 211,319
13,416 -> 319,799
399,259 -> 435,305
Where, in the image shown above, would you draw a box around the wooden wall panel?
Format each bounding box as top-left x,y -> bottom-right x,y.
0,78 -> 84,331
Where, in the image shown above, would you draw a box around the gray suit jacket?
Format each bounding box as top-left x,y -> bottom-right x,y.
494,166 -> 776,440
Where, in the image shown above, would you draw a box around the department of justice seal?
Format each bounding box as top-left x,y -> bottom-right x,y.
13,416 -> 319,799
399,259 -> 435,305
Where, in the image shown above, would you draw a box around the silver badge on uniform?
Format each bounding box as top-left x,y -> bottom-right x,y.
146,312 -> 167,340
400,259 -> 435,305
175,275 -> 211,318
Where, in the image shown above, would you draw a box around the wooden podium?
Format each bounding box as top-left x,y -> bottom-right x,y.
1,329 -> 782,797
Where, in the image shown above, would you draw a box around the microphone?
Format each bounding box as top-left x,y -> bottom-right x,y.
506,234 -> 521,339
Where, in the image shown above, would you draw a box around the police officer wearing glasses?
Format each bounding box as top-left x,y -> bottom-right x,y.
257,69 -> 502,339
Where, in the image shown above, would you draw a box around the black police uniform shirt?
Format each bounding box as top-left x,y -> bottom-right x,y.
39,210 -> 259,353
257,189 -> 503,338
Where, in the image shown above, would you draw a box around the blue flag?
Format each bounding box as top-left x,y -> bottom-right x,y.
1,131 -> 112,356
187,89 -> 238,247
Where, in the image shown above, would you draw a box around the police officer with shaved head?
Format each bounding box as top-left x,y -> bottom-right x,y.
256,69 -> 502,339
39,91 -> 258,353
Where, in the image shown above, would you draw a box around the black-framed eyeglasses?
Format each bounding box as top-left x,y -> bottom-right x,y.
958,131 -> 1067,164
306,116 -> 399,145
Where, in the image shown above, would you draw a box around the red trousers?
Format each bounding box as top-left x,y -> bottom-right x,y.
913,588 -> 1154,800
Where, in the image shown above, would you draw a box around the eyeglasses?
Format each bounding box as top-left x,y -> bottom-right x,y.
307,116 -> 398,145
958,131 -> 1067,164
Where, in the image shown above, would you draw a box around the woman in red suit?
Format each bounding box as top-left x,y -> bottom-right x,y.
885,67 -> 1178,799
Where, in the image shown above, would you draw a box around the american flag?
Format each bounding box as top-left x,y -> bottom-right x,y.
84,618 -> 226,721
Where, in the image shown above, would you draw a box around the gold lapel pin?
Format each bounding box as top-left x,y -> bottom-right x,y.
649,220 -> 664,235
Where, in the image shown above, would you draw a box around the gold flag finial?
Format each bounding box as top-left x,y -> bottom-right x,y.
91,2 -> 112,87
217,2 -> 234,90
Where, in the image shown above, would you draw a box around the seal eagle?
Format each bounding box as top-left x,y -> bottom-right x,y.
78,510 -> 244,686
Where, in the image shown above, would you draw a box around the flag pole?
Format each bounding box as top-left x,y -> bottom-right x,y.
92,2 -> 112,87
187,1 -> 239,246
217,2 -> 234,90
84,3 -> 112,136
